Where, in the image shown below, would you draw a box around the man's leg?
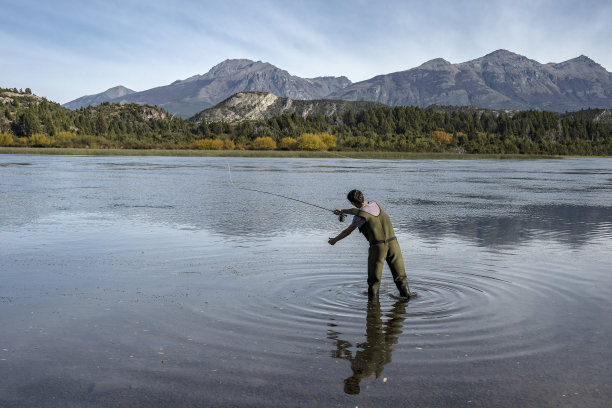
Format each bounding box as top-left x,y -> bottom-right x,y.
386,240 -> 412,297
367,245 -> 385,299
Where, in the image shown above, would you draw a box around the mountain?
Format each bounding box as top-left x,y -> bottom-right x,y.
328,50 -> 612,112
63,59 -> 351,118
189,91 -> 385,123
62,86 -> 135,110
62,51 -> 612,116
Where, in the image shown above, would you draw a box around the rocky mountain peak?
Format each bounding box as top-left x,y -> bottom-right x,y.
574,55 -> 596,63
102,85 -> 135,98
418,58 -> 453,70
482,49 -> 524,60
558,55 -> 602,69
472,49 -> 537,68
553,55 -> 609,78
206,59 -> 274,77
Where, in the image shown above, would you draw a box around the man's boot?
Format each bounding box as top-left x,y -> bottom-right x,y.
368,283 -> 380,300
397,279 -> 413,298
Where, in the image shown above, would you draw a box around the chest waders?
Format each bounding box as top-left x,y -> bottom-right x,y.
358,205 -> 411,299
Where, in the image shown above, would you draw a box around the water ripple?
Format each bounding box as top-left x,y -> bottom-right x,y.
189,242 -> 589,367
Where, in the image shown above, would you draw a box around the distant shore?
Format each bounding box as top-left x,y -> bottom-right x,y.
0,147 -> 568,160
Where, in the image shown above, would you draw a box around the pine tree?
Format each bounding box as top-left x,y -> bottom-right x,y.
16,110 -> 42,137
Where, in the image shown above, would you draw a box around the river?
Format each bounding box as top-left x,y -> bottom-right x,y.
1,155 -> 611,407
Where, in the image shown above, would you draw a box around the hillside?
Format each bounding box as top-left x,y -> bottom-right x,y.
3,88 -> 611,155
561,108 -> 612,124
189,92 -> 385,123
0,88 -> 46,108
426,104 -> 518,118
1,88 -> 178,148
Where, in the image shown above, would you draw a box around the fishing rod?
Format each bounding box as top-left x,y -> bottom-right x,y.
226,163 -> 347,222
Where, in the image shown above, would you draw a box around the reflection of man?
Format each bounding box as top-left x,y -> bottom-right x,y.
328,299 -> 407,395
328,189 -> 412,299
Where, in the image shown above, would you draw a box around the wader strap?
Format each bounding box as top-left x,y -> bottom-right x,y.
370,236 -> 397,246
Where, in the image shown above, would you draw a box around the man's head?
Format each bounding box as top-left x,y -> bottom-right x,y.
347,189 -> 364,207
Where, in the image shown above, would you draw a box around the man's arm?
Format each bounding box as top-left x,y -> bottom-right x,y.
333,208 -> 359,216
328,225 -> 357,245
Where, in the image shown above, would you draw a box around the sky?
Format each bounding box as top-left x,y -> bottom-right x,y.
1,0 -> 611,104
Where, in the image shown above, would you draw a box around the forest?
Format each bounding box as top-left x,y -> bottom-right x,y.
1,87 -> 611,155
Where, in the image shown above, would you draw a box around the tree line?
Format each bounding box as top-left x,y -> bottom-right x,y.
1,89 -> 611,155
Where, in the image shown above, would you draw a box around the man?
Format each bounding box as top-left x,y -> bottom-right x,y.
328,189 -> 413,299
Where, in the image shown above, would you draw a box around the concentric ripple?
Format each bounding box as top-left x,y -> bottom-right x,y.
189,235 -> 598,367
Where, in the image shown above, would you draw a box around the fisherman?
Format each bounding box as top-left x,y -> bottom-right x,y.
328,189 -> 413,299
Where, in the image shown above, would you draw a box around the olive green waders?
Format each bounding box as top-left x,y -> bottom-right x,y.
358,204 -> 411,299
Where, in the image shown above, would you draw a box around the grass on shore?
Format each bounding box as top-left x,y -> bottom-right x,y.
0,147 -> 564,160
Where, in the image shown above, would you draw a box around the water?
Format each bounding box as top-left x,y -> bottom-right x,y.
1,155 -> 611,407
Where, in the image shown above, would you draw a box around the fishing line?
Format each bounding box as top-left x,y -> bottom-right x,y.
226,162 -> 347,221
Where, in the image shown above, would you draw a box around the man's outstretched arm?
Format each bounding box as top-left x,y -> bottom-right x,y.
334,208 -> 359,216
329,225 -> 357,245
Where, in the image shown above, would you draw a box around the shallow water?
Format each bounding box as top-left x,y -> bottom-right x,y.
1,155 -> 611,407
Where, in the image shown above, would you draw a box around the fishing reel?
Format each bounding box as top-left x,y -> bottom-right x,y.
338,213 -> 346,222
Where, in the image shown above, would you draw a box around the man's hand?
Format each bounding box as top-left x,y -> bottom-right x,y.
328,225 -> 355,246
333,209 -> 343,216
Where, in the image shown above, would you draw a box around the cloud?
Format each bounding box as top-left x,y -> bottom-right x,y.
1,0 -> 610,103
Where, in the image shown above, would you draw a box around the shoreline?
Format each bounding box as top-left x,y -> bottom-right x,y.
0,147 -> 569,160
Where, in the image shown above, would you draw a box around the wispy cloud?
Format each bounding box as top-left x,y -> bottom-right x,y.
1,0 -> 610,103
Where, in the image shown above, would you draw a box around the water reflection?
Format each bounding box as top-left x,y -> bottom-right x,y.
406,204 -> 612,248
2,156 -> 611,250
328,299 -> 407,395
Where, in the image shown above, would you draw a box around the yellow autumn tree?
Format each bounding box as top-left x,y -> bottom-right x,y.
297,133 -> 326,150
280,137 -> 298,150
29,133 -> 51,147
0,132 -> 14,146
431,131 -> 453,146
251,136 -> 277,150
195,138 -> 224,150
320,132 -> 337,149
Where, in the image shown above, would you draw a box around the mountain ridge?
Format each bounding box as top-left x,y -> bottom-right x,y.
64,59 -> 351,118
62,51 -> 612,116
329,49 -> 612,111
